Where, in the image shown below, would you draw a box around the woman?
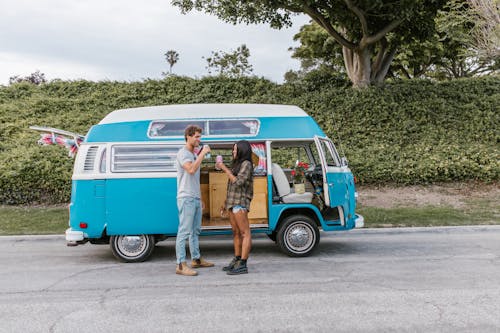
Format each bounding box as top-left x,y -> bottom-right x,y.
216,140 -> 254,275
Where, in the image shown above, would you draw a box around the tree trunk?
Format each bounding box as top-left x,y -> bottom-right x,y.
342,44 -> 397,88
372,47 -> 397,85
342,46 -> 372,88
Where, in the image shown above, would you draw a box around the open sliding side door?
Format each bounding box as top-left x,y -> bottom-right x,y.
313,135 -> 349,226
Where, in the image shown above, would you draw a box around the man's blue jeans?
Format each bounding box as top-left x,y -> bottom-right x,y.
176,197 -> 202,264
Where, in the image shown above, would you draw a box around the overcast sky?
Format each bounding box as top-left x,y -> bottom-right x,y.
0,0 -> 310,85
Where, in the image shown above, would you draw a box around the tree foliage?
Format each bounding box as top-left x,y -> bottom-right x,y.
172,0 -> 447,87
432,0 -> 500,78
9,70 -> 47,85
163,50 -> 180,75
204,44 -> 253,77
289,22 -> 345,72
445,0 -> 500,59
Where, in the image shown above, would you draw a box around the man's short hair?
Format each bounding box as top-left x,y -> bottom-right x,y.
184,125 -> 203,141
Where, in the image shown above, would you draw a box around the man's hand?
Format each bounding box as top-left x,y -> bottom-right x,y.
201,144 -> 211,156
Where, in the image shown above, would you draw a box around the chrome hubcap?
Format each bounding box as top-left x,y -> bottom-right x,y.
117,235 -> 147,257
286,222 -> 314,252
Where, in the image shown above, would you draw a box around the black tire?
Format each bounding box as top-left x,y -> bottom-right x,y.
267,232 -> 277,242
110,235 -> 155,263
276,215 -> 320,257
154,235 -> 168,244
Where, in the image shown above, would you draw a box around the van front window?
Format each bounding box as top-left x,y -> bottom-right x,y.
316,139 -> 340,167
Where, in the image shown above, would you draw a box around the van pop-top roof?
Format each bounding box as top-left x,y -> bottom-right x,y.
86,104 -> 325,142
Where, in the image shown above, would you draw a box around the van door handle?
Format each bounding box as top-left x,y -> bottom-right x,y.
328,183 -> 334,187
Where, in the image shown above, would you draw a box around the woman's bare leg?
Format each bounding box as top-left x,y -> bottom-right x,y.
228,211 -> 242,257
233,210 -> 251,259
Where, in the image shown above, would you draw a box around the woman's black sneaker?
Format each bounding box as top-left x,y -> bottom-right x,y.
222,257 -> 239,271
227,260 -> 248,275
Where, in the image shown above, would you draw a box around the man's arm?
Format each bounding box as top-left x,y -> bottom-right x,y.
182,145 -> 210,174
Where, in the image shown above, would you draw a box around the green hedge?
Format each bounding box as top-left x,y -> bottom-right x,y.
0,76 -> 498,204
295,78 -> 499,184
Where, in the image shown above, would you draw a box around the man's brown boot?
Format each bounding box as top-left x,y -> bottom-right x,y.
191,257 -> 214,268
176,262 -> 197,276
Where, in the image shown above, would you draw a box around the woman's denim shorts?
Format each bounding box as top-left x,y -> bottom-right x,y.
232,205 -> 248,213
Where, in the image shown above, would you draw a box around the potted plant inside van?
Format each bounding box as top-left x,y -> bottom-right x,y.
291,161 -> 308,194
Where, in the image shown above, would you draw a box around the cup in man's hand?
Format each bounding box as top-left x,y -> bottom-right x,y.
199,143 -> 211,158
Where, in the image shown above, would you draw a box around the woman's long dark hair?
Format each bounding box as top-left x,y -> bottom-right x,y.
231,140 -> 253,176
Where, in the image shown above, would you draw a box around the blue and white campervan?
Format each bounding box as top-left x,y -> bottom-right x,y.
33,104 -> 363,262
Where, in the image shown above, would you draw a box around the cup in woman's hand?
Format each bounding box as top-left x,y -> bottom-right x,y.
215,155 -> 223,170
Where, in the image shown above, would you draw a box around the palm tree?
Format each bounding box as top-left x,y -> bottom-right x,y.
164,50 -> 180,74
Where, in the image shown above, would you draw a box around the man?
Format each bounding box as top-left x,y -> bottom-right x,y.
175,125 -> 214,276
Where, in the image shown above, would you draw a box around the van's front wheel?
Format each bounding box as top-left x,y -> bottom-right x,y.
110,235 -> 155,262
277,215 -> 320,257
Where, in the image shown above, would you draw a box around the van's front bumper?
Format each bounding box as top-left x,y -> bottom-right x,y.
66,228 -> 85,246
354,214 -> 364,228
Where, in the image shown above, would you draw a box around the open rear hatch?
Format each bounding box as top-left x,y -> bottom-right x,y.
29,126 -> 85,157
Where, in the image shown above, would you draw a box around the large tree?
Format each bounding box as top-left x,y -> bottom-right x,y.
289,21 -> 457,80
172,0 -> 447,88
289,1 -> 499,81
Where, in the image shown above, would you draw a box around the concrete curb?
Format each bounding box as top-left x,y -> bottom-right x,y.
346,224 -> 500,235
0,234 -> 65,241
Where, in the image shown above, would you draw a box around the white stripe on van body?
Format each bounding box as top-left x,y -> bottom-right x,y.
72,172 -> 178,180
73,166 -> 352,180
99,104 -> 307,124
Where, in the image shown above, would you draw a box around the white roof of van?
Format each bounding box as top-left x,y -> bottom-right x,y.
99,104 -> 307,124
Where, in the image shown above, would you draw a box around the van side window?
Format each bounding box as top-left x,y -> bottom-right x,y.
99,148 -> 106,173
309,142 -> 321,166
208,120 -> 259,136
111,145 -> 179,172
271,145 -> 311,169
149,120 -> 206,137
148,119 -> 259,138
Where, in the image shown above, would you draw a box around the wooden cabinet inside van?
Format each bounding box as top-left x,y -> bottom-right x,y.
248,177 -> 267,219
209,172 -> 228,218
203,172 -> 268,224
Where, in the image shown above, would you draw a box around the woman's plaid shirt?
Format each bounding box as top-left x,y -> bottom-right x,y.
225,160 -> 254,210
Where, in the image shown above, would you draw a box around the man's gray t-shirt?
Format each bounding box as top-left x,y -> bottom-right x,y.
176,147 -> 200,199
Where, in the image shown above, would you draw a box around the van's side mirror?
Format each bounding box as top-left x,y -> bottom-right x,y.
341,157 -> 348,166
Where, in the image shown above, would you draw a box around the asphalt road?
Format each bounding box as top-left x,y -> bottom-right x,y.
1,226 -> 500,333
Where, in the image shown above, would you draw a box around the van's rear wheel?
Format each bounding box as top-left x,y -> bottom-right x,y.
110,235 -> 155,263
277,215 -> 319,257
